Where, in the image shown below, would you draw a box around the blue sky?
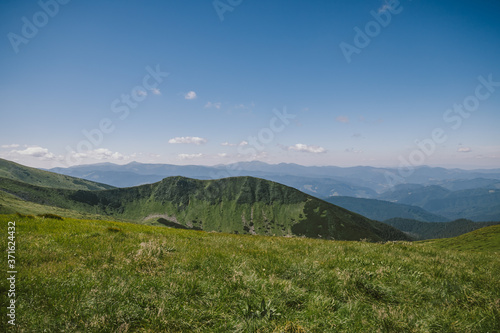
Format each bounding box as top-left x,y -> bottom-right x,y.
0,0 -> 499,169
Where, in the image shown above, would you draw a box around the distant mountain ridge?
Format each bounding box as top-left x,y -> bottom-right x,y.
323,196 -> 449,222
379,184 -> 500,221
47,161 -> 500,193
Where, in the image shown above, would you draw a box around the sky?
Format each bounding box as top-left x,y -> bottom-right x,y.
0,0 -> 499,169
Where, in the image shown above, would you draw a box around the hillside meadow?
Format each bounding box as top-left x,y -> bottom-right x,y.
1,214 -> 499,332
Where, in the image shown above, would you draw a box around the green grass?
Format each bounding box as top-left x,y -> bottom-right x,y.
1,215 -> 499,332
0,190 -> 108,220
422,224 -> 500,253
384,218 -> 500,240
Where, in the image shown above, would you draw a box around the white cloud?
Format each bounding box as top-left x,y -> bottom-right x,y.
288,144 -> 327,154
184,91 -> 197,100
89,148 -> 125,160
66,148 -> 129,161
136,90 -> 147,97
168,136 -> 207,145
247,151 -> 268,160
178,153 -> 203,160
336,116 -> 349,123
12,146 -> 57,160
3,146 -> 135,167
205,101 -> 221,109
152,88 -> 161,95
1,144 -> 20,149
458,147 -> 472,153
221,140 -> 248,147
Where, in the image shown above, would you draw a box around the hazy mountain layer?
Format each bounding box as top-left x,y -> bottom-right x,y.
49,161 -> 500,193
323,196 -> 449,222
379,184 -> 500,221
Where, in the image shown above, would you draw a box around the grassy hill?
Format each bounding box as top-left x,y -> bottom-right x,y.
0,158 -> 114,191
384,218 -> 500,240
1,214 -> 498,332
323,196 -> 448,222
423,224 -> 500,252
0,176 -> 409,241
0,189 -> 103,219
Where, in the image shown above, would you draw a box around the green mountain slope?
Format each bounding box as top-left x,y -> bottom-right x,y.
384,218 -> 500,240
423,224 -> 500,252
0,158 -> 114,190
0,175 -> 410,241
323,196 -> 449,222
0,187 -> 104,219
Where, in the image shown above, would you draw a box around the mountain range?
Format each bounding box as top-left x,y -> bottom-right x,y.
49,161 -> 500,193
47,161 -> 500,221
0,158 -> 409,242
2,158 -> 499,241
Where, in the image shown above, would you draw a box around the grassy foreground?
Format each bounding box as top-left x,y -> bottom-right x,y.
1,215 -> 499,332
